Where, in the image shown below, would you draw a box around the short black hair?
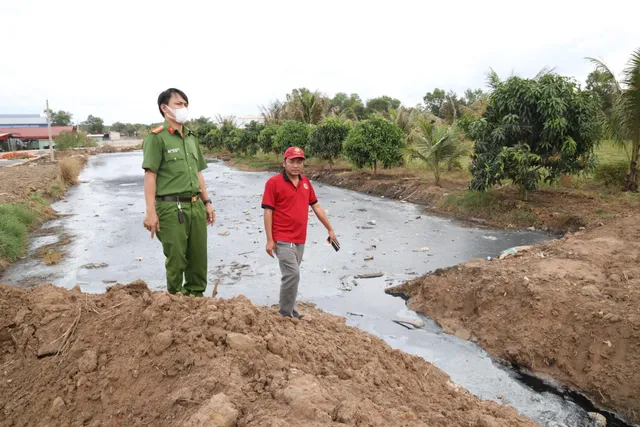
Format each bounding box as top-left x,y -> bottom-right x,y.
157,88 -> 189,118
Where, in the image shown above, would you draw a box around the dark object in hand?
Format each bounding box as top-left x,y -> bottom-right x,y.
327,236 -> 340,252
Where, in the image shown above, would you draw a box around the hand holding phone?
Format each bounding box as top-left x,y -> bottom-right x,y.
327,236 -> 340,252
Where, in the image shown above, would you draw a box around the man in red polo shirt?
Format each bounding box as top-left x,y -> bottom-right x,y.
261,146 -> 339,320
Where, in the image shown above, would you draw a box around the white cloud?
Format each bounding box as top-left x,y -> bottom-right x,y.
2,0 -> 639,124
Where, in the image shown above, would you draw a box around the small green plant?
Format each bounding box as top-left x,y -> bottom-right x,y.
593,161 -> 629,188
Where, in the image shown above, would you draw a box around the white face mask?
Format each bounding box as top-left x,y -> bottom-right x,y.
166,106 -> 190,124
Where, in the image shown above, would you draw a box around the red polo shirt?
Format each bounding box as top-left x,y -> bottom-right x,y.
261,171 -> 318,244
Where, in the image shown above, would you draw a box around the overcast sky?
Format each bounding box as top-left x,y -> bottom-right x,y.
2,0 -> 639,125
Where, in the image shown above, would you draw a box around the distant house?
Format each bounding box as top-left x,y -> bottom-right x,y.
0,126 -> 76,150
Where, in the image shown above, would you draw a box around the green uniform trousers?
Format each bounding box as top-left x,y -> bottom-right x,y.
155,199 -> 207,296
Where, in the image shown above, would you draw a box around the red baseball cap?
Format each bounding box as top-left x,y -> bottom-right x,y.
284,146 -> 306,160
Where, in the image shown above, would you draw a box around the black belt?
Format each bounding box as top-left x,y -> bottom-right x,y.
156,194 -> 201,203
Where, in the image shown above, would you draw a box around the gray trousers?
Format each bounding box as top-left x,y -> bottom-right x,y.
275,241 -> 305,317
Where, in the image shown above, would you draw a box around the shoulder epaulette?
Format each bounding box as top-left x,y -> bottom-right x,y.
150,125 -> 164,134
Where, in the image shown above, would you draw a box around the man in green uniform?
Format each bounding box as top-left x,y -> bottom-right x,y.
141,88 -> 215,296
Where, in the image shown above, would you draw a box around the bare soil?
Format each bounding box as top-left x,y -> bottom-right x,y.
0,282 -> 538,427
307,169 -> 640,233
0,158 -> 61,204
387,215 -> 640,424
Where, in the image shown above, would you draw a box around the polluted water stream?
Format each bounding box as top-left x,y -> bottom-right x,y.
2,151 -> 634,427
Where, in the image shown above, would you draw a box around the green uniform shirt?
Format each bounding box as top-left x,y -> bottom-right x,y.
142,121 -> 208,196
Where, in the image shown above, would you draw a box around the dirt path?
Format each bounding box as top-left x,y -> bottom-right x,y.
387,215 -> 640,424
0,282 -> 538,427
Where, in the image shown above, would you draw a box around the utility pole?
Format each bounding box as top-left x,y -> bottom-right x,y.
46,99 -> 54,161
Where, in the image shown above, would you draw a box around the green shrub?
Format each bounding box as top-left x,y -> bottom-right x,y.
274,121 -> 309,154
0,204 -> 37,227
55,130 -> 94,150
593,161 -> 629,189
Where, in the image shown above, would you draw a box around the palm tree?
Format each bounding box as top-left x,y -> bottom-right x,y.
587,48 -> 640,191
406,115 -> 463,186
259,101 -> 286,125
389,107 -> 415,136
284,89 -> 330,125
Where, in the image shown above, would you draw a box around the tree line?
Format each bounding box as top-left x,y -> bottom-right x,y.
191,47 -> 640,194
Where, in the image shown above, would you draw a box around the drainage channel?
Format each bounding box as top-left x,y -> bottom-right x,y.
2,152 -> 635,426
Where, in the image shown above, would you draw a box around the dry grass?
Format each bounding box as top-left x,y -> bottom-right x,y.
42,249 -> 63,265
58,157 -> 83,186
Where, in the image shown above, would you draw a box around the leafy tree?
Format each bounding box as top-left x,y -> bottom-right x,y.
365,96 -> 402,118
588,49 -> 640,191
423,89 -> 467,123
469,72 -> 601,198
82,115 -> 105,134
111,122 -> 127,133
237,121 -> 265,155
423,89 -> 446,118
258,124 -> 280,154
330,93 -> 366,120
274,120 -> 310,154
203,126 -> 221,150
44,109 -> 73,126
343,115 -> 405,175
55,130 -> 95,150
585,70 -> 616,120
406,117 -> 465,186
462,89 -> 487,106
219,123 -> 240,152
308,117 -> 350,168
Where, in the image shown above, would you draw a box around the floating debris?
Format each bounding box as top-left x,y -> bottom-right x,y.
82,262 -> 108,269
354,272 -> 384,279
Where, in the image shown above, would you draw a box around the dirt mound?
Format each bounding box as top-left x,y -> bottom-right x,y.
388,215 -> 640,424
0,282 -> 538,427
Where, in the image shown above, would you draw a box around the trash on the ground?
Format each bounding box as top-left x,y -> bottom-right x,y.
218,231 -> 230,236
368,220 -> 377,225
392,319 -> 424,329
364,255 -> 374,261
347,312 -> 364,316
482,235 -> 498,241
136,257 -> 143,261
499,245 -> 533,260
587,412 -> 607,427
419,247 -> 430,252
354,272 -> 384,279
82,262 -> 108,269
323,268 -> 327,273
